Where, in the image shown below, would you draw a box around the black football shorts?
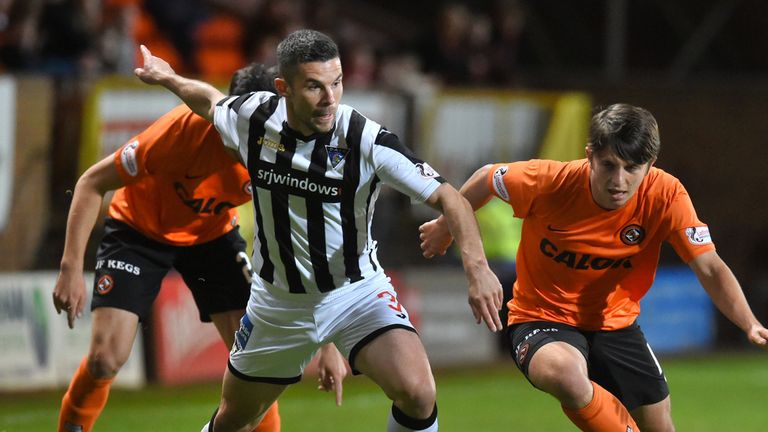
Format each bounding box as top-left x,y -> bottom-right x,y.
90,218 -> 251,322
508,320 -> 669,411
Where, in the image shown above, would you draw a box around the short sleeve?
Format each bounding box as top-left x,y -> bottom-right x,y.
372,129 -> 444,202
213,95 -> 243,153
486,161 -> 539,218
663,189 -> 716,263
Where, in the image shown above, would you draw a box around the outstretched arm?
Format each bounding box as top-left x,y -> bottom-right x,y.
424,182 -> 503,332
52,156 -> 123,328
419,164 -> 495,258
133,45 -> 224,123
689,250 -> 768,349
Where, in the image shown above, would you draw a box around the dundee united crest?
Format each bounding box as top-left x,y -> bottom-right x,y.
96,275 -> 114,295
620,224 -> 645,245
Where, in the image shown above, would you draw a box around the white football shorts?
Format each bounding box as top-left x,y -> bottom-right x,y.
228,272 -> 417,383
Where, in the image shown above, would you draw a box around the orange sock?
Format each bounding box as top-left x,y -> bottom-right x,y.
252,401 -> 281,432
562,381 -> 639,432
58,357 -> 115,432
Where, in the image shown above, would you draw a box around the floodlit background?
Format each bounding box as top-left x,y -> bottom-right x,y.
1,0 -> 768,430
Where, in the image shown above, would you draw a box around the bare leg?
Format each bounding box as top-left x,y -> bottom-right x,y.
208,369 -> 287,432
631,396 -> 675,432
354,328 -> 437,430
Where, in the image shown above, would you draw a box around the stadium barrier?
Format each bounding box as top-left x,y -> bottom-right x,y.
0,272 -> 144,391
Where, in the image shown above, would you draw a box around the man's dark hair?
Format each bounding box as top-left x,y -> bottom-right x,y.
588,103 -> 660,164
228,63 -> 277,95
276,29 -> 339,81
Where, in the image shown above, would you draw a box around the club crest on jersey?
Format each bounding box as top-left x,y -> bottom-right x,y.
96,275 -> 114,295
492,166 -> 510,201
242,180 -> 252,196
685,226 -> 712,245
415,162 -> 439,179
620,224 -> 645,245
326,146 -> 348,168
120,140 -> 139,177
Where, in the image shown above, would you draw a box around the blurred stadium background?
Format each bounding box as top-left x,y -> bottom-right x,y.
2,0 -> 768,430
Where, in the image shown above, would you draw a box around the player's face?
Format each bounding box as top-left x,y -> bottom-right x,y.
279,58 -> 343,136
587,147 -> 654,210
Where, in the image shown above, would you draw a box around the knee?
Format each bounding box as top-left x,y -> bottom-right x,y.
388,373 -> 436,418
214,401 -> 266,432
529,355 -> 591,406
86,350 -> 126,379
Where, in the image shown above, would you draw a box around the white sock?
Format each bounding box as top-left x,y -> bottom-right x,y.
387,404 -> 438,431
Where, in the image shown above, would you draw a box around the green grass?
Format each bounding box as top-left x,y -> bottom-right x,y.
2,352 -> 766,431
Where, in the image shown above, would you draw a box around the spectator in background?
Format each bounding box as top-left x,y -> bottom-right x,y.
488,0 -> 525,86
421,2 -> 474,85
0,0 -> 100,76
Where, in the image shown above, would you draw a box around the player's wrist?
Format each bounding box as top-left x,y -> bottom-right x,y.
59,257 -> 84,272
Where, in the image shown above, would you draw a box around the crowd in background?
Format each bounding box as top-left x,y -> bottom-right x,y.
0,0 -> 525,88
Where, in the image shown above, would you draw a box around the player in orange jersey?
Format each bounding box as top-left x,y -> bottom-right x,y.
52,63 -> 347,432
420,103 -> 768,431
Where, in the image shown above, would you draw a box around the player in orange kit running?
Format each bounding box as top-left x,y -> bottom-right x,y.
52,63 -> 346,432
419,103 -> 768,431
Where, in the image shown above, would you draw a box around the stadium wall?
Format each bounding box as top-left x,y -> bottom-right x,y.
0,77 -> 52,271
0,272 -> 144,391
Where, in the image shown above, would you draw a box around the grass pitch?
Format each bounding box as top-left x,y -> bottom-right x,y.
1,352 -> 766,431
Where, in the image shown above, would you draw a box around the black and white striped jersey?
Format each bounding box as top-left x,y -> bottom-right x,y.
214,92 -> 445,294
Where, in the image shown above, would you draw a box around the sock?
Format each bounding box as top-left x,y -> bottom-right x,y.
387,404 -> 438,432
562,381 -> 639,432
58,357 -> 115,432
252,401 -> 280,432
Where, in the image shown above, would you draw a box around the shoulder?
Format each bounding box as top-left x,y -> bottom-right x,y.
335,104 -> 385,147
218,91 -> 282,117
509,158 -> 586,187
643,166 -> 687,200
336,104 -> 381,132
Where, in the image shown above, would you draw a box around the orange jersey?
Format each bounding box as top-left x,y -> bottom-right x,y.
487,159 -> 715,330
108,105 -> 251,245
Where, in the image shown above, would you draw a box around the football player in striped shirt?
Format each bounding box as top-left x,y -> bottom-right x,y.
135,29 -> 504,432
420,103 -> 768,431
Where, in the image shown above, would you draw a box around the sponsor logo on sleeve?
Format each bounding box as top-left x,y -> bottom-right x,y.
685,226 -> 712,245
120,140 -> 139,177
415,162 -> 440,179
492,166 -> 510,201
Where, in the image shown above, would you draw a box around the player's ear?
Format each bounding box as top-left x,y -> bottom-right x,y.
585,146 -> 593,161
275,77 -> 289,97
